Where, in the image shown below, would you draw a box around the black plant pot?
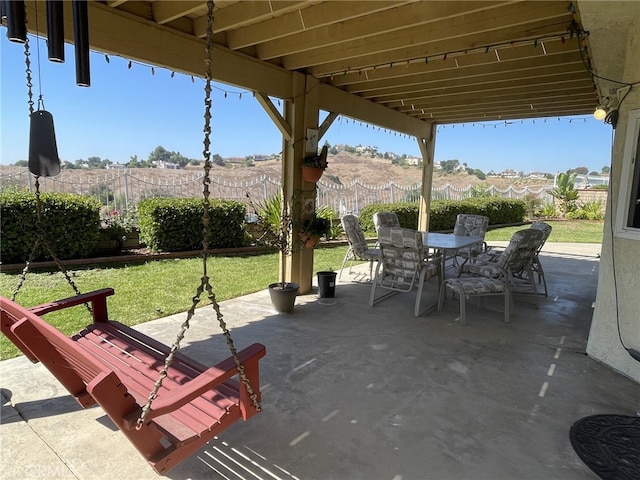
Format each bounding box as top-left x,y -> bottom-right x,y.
317,271 -> 337,298
268,282 -> 299,313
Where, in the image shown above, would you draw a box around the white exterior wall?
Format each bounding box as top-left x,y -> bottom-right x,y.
587,23 -> 640,382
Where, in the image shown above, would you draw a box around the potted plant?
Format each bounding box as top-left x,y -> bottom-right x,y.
301,145 -> 329,182
300,214 -> 331,248
247,192 -> 299,313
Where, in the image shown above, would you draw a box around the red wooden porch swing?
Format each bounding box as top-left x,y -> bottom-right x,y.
0,1 -> 266,475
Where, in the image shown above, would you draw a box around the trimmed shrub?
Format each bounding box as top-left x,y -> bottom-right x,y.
359,202 -> 419,232
357,198 -> 526,233
138,198 -> 246,252
0,188 -> 101,264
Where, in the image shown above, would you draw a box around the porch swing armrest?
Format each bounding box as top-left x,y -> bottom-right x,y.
29,288 -> 115,322
124,343 -> 266,428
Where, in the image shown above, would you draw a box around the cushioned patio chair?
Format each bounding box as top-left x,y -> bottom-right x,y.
528,222 -> 553,296
474,221 -> 553,297
340,214 -> 380,281
369,226 -> 442,317
438,228 -> 543,325
450,213 -> 490,270
373,211 -> 401,233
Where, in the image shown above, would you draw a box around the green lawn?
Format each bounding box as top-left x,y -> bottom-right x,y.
0,220 -> 603,360
485,219 -> 604,243
0,246 -> 350,359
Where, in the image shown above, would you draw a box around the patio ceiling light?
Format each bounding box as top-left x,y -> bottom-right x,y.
593,105 -> 608,121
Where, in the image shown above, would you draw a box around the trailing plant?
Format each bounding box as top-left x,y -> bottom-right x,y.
301,145 -> 329,169
302,214 -> 331,238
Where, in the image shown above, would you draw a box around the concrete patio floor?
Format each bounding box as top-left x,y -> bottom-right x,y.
1,242 -> 639,480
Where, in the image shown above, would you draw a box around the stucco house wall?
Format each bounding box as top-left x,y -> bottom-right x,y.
587,22 -> 640,382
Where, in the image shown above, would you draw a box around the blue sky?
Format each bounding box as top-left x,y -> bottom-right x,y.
1,35 -> 614,174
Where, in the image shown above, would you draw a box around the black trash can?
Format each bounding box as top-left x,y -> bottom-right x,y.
317,271 -> 337,298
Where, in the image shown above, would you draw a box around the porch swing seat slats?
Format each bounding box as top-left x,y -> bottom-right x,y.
0,288 -> 266,475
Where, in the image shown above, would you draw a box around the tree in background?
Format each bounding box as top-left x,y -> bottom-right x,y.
601,165 -> 611,174
212,154 -> 225,166
550,172 -> 579,217
440,159 -> 460,174
127,155 -> 152,168
465,166 -> 486,180
567,166 -> 589,175
73,156 -> 112,169
147,146 -> 192,168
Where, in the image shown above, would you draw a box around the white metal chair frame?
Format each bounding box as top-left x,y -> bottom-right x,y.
369,226 -> 442,317
340,214 -> 380,280
438,229 -> 543,325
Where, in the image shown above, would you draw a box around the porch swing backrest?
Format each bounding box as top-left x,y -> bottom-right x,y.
0,289 -> 266,475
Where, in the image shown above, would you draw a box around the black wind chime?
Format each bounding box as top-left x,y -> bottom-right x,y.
4,0 -> 91,177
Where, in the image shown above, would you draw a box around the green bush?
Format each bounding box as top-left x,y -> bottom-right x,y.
358,198 -> 527,233
359,202 -> 419,232
138,198 -> 246,252
565,200 -> 604,220
0,188 -> 101,263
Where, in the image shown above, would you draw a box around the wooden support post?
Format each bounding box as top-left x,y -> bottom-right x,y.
417,123 -> 437,232
281,74 -> 319,293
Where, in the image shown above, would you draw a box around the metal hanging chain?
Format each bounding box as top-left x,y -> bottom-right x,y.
12,9 -> 88,310
136,0 -> 260,429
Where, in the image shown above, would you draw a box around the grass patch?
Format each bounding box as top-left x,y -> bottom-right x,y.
485,220 -> 604,243
0,246 -> 351,360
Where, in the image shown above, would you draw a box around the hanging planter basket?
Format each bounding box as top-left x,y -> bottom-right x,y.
301,166 -> 325,183
299,233 -> 320,248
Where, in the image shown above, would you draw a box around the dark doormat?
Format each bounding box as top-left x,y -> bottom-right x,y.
569,414 -> 640,480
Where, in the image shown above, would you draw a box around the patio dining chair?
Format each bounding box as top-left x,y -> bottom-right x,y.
369,226 -> 442,317
438,228 -> 543,325
528,222 -> 553,296
474,222 -> 553,297
450,213 -> 490,270
373,211 -> 401,233
340,214 -> 380,281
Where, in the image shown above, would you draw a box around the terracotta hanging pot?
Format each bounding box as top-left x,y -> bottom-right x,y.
299,232 -> 319,248
301,166 -> 324,183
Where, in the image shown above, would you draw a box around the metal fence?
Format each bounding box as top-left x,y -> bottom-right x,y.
1,167 -> 553,215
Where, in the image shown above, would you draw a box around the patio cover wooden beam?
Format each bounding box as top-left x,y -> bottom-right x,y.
23,1 -> 293,99
317,83 -> 432,138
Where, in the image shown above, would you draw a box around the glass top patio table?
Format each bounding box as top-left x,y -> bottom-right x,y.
420,233 -> 485,276
420,232 -> 484,252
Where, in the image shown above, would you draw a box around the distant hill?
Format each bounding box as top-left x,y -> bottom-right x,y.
2,152 -> 554,190
186,152 -> 554,189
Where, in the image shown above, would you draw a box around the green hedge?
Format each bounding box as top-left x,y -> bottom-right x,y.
358,198 -> 527,233
138,198 -> 247,252
0,188 -> 101,264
